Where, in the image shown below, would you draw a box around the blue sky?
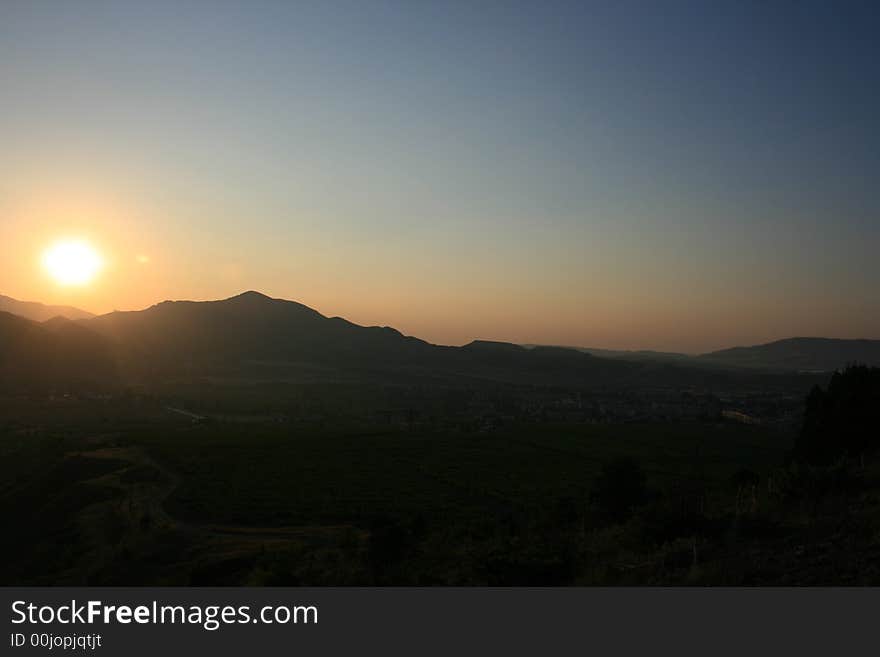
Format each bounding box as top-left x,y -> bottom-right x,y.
1,1 -> 877,351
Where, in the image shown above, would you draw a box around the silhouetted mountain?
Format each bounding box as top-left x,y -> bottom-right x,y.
525,338 -> 880,373
0,312 -> 116,388
0,291 -> 832,391
523,344 -> 695,364
455,340 -> 634,384
76,293 -> 813,390
0,294 -> 94,322
81,293 -> 645,386
699,338 -> 880,372
86,291 -> 434,379
465,340 -> 528,355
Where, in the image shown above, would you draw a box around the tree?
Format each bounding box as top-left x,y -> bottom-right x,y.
796,365 -> 880,465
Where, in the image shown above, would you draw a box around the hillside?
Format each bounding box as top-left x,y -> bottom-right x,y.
523,344 -> 695,364
525,337 -> 880,373
85,291 -> 435,377
0,294 -> 94,322
78,292 -> 656,386
0,312 -> 116,388
0,291 -> 830,391
699,337 -> 880,372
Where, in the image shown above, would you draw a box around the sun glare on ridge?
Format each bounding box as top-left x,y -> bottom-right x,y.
42,239 -> 103,286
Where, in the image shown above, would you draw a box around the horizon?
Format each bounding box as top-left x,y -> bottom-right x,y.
2,288 -> 878,356
2,2 -> 878,353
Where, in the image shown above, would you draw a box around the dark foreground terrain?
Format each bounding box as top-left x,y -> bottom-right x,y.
2,366 -> 878,586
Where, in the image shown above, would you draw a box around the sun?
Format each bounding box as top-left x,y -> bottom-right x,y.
42,240 -> 104,286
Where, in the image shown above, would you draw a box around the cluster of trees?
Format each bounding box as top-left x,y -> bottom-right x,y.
796,365 -> 880,465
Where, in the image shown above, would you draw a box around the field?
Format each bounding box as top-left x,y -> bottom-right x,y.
2,393 -> 810,585
141,421 -> 787,527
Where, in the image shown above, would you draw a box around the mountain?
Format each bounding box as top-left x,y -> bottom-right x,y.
82,292 -> 647,386
79,292 -> 811,390
522,344 -> 695,364
0,312 -> 116,388
0,294 -> 94,322
0,291 -> 835,390
84,290 -> 492,384
85,291 -> 434,376
525,337 -> 880,373
699,338 -> 880,372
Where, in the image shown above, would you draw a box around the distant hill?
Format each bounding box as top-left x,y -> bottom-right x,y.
76,292 -> 813,390
0,294 -> 94,322
0,290 -> 834,390
80,292 -> 652,386
699,338 -> 880,372
525,337 -> 880,373
0,312 -> 116,388
86,291 -> 434,377
522,344 -> 694,364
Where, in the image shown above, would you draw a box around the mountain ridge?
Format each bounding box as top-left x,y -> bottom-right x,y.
699,337 -> 880,371
0,294 -> 94,322
525,336 -> 880,372
0,310 -> 116,387
0,291 -> 873,389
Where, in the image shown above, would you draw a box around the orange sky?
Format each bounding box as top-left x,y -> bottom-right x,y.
2,191 -> 875,355
2,4 -> 878,353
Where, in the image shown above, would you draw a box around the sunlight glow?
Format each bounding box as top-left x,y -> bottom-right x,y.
42,240 -> 103,286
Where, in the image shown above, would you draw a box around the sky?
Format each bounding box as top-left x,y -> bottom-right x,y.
1,1 -> 878,353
